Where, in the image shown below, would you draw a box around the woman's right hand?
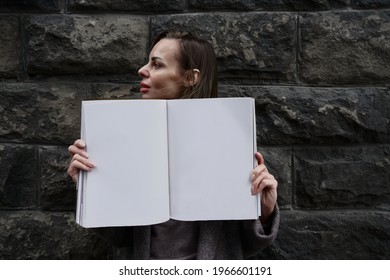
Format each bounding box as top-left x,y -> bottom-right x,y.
67,139 -> 95,183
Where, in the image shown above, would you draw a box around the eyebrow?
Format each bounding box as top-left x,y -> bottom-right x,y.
151,56 -> 164,62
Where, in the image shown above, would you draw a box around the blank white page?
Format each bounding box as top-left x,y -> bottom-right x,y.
77,100 -> 170,227
167,98 -> 258,221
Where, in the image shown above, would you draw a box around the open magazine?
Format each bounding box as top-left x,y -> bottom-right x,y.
76,98 -> 260,228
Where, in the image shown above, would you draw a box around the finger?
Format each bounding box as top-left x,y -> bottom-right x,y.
255,152 -> 265,165
252,176 -> 276,195
251,172 -> 268,194
68,144 -> 88,158
67,158 -> 94,183
251,164 -> 267,182
71,154 -> 95,168
252,179 -> 274,195
252,172 -> 269,187
67,159 -> 93,175
74,139 -> 86,148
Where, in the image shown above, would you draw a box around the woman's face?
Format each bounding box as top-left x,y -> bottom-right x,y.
138,39 -> 185,99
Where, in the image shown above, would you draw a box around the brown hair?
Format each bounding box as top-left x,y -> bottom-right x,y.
152,31 -> 218,99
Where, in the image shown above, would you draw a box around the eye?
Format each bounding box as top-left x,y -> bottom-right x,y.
152,62 -> 161,69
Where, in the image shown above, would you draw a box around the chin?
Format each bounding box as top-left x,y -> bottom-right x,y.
141,94 -> 153,99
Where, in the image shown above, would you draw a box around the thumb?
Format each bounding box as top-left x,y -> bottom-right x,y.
255,152 -> 265,165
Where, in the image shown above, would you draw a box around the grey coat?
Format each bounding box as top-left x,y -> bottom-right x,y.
95,205 -> 280,260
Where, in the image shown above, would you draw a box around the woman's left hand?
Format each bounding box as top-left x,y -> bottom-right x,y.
251,152 -> 278,224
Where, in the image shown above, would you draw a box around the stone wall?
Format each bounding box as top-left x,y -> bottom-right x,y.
0,0 -> 389,259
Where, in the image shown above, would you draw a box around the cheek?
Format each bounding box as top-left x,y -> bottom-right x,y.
152,73 -> 184,94
151,77 -> 169,89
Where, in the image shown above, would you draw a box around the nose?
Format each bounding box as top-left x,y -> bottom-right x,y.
138,64 -> 149,78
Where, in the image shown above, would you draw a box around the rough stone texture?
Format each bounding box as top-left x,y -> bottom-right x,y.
258,210 -> 390,259
0,211 -> 112,259
152,13 -> 297,84
0,0 -> 65,12
26,15 -> 149,79
0,83 -> 85,143
0,16 -> 20,79
69,0 -> 184,12
0,145 -> 38,209
40,146 -> 76,211
189,0 -> 352,11
256,0 -> 350,11
0,3 -> 389,260
294,145 -> 390,210
220,86 -> 390,145
189,0 -> 256,10
87,83 -> 142,100
300,11 -> 390,85
352,0 -> 390,9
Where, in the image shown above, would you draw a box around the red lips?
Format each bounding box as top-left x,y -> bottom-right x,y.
140,82 -> 150,93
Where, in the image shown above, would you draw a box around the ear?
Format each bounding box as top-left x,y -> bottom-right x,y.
184,69 -> 200,87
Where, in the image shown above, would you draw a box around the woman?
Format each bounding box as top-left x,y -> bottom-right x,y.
68,31 -> 279,259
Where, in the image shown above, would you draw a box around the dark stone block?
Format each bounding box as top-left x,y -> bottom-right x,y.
0,0 -> 64,12
352,0 -> 390,9
26,15 -> 149,78
87,83 -> 141,100
188,0 -> 256,10
254,0 -> 349,11
0,83 -> 85,143
294,145 -> 390,209
0,16 -> 20,79
219,86 -> 390,145
40,146 -> 76,211
0,145 -> 38,209
0,1 -> 388,262
300,11 -> 390,85
257,210 -> 390,259
152,13 -> 297,84
69,0 -> 184,12
0,211 -> 112,259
